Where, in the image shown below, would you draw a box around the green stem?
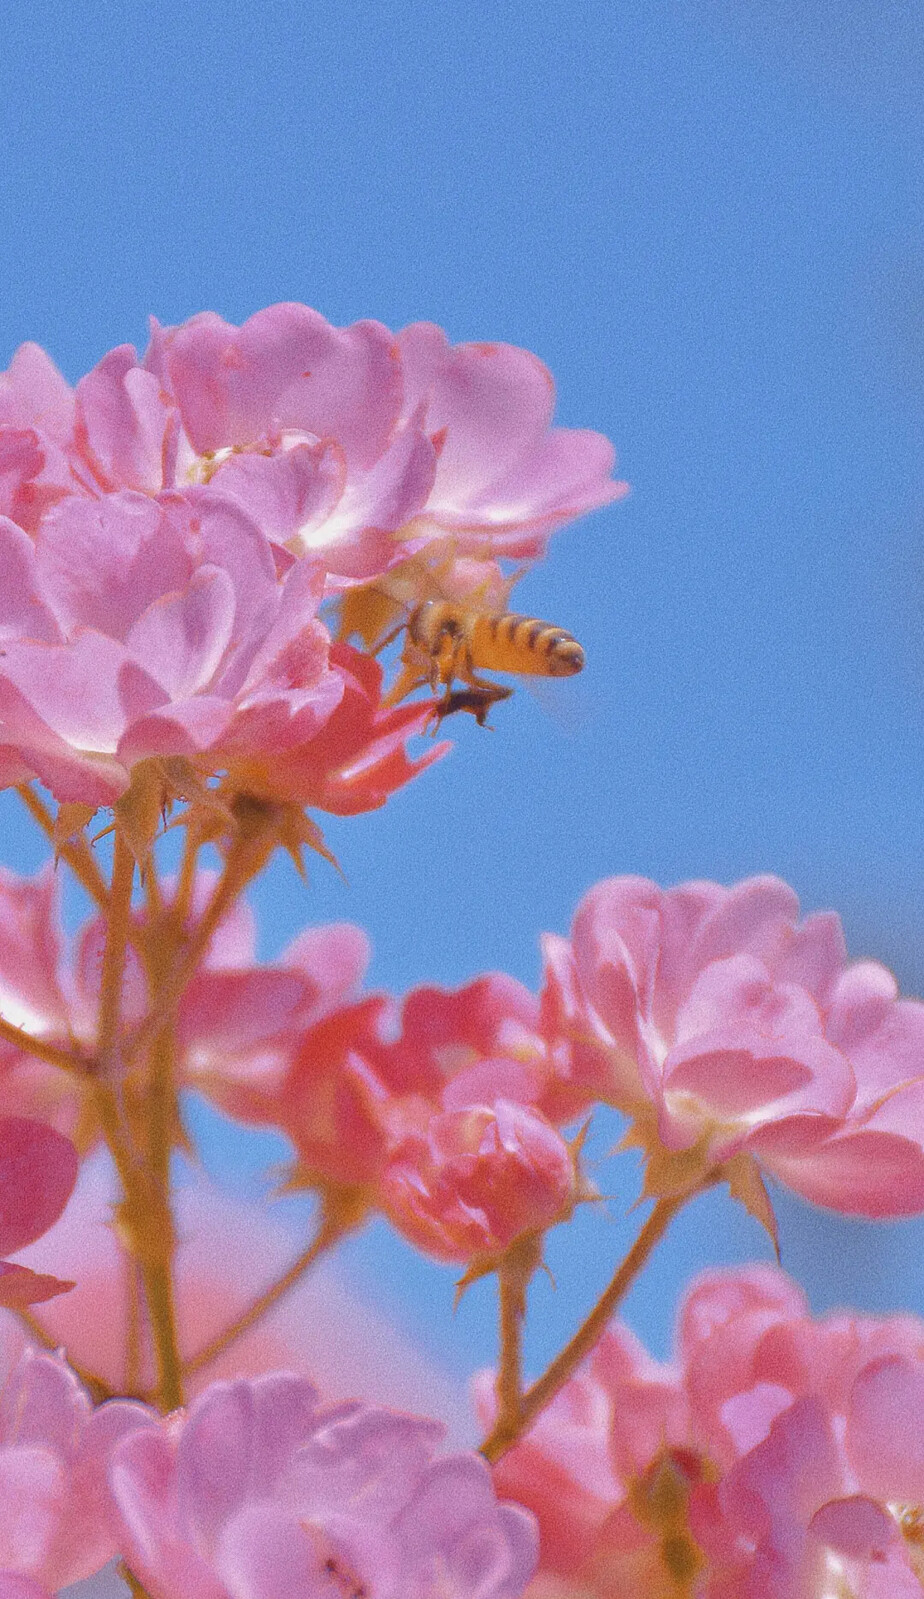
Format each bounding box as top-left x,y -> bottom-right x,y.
481,1195 -> 685,1463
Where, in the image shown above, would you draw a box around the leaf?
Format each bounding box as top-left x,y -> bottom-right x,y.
54,801 -> 97,847
722,1153 -> 781,1260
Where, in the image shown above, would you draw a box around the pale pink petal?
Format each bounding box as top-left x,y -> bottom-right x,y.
125,566 -> 236,699
687,876 -> 802,973
214,1503 -> 327,1599
0,344 -> 74,440
34,494 -> 190,642
157,305 -> 402,468
808,1495 -> 895,1560
207,437 -> 346,547
826,962 -> 900,1050
846,1356 -> 924,1504
0,631 -> 165,754
396,1455 -> 539,1599
745,1115 -> 924,1216
0,868 -> 69,1036
834,998 -> 924,1110
0,1447 -> 62,1576
775,912 -> 848,1006
74,346 -> 173,493
290,413 -> 436,573
280,923 -> 370,1004
0,519 -> 59,643
116,695 -> 235,764
0,1576 -> 53,1599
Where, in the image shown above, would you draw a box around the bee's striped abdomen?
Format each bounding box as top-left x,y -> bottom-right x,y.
470,613 -> 585,678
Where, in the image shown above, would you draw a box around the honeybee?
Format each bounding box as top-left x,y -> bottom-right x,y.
393,601 -> 584,724
337,555 -> 585,725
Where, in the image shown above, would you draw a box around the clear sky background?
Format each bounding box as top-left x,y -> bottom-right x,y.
3,0 -> 924,1410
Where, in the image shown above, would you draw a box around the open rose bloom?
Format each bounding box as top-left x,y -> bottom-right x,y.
542,873 -> 924,1213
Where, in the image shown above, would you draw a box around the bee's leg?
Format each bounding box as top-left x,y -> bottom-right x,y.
429,681 -> 513,729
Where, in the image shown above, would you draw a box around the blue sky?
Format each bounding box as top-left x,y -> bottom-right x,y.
3,0 -> 924,1386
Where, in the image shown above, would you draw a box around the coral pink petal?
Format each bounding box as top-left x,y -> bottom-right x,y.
680,1263 -> 808,1353
0,1118 -> 78,1255
0,1263 -> 74,1307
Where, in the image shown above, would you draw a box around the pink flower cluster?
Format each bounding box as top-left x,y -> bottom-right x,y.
0,865 -> 583,1265
0,1325 -> 536,1599
482,1264 -> 924,1598
8,863 -> 924,1290
0,308 -> 623,807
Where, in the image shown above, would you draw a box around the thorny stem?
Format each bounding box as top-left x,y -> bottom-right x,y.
16,783 -> 110,914
494,1235 -> 542,1444
122,824 -> 271,1069
119,1564 -> 153,1598
481,1194 -> 686,1463
174,820 -> 201,928
96,829 -> 134,1065
183,1215 -> 348,1378
0,1015 -> 87,1076
91,837 -> 185,1413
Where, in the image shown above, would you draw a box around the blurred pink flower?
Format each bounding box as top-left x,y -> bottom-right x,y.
110,1373 -> 538,1599
15,1155 -> 474,1438
0,1329 -> 153,1590
482,1265 -> 924,1598
477,1319 -> 701,1598
0,1116 -> 78,1308
544,873 -> 924,1213
0,1578 -> 52,1599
